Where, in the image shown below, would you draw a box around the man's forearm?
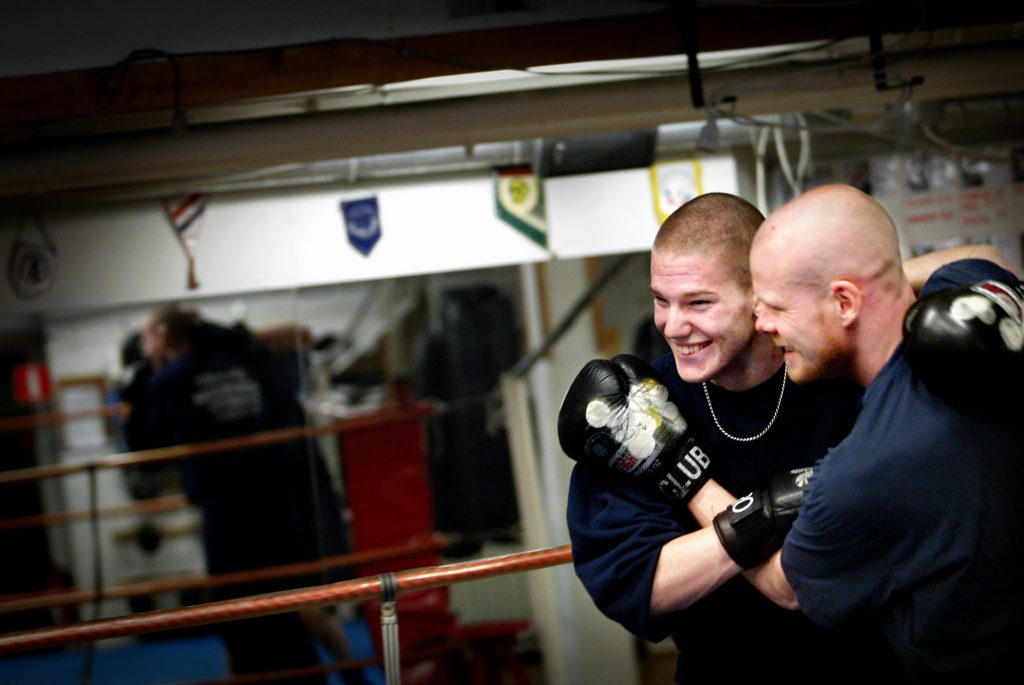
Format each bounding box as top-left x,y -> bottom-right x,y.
687,478 -> 735,527
745,551 -> 799,609
676,479 -> 800,610
650,526 -> 739,615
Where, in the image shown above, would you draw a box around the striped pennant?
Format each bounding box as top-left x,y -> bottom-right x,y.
163,193 -> 207,289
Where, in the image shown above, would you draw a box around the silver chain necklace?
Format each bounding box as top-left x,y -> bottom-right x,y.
702,361 -> 788,443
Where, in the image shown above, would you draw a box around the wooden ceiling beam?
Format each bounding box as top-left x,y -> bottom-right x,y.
0,1 -> 1015,131
2,40 -> 1020,208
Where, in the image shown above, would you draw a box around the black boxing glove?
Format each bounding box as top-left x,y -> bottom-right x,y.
558,353 -> 712,503
904,279 -> 1024,394
712,467 -> 813,569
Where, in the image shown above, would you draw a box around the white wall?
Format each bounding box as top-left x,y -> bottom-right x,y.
1,154 -> 741,319
0,174 -> 551,316
546,155 -> 739,258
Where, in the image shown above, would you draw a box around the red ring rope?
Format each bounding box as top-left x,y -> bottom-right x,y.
0,544 -> 572,655
0,535 -> 449,615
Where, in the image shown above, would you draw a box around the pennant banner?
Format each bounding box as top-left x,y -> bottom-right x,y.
164,193 -> 207,290
649,159 -> 704,224
341,196 -> 382,256
494,166 -> 547,248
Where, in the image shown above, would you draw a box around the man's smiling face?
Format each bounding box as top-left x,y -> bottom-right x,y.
651,246 -> 759,387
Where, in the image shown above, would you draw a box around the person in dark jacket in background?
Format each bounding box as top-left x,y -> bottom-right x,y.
133,304 -> 367,685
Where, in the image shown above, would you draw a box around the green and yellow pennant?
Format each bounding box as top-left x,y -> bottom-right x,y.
649,159 -> 704,224
494,166 -> 547,248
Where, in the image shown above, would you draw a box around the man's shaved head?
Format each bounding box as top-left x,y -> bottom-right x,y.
752,184 -> 903,297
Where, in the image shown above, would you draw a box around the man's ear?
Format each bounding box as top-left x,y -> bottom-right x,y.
829,279 -> 862,327
747,291 -> 759,319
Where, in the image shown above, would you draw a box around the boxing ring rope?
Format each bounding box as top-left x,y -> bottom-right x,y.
0,403 -> 448,628
0,544 -> 573,655
0,535 -> 449,615
0,395 -> 423,437
0,255 -> 634,684
0,402 -> 130,433
0,397 -> 570,684
0,494 -> 189,530
0,401 -> 433,486
0,272 -> 623,678
0,400 -> 445,685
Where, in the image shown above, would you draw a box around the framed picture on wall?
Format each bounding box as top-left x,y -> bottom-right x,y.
57,375 -> 110,450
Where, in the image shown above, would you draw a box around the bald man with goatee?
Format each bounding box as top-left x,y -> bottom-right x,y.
741,184 -> 1024,683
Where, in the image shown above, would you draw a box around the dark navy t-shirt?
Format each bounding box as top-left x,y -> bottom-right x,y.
141,324 -> 351,595
782,259 -> 1024,682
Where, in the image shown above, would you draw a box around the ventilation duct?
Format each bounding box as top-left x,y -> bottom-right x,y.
533,128 -> 658,178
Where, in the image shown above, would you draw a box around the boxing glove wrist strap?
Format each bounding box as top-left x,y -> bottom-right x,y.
713,491 -> 782,569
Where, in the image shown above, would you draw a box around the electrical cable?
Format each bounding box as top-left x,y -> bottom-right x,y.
920,123 -> 1011,160
700,0 -> 929,143
752,123 -> 772,213
774,112 -> 812,196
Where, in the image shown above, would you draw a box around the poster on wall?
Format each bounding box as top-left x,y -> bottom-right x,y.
58,376 -> 109,450
873,152 -> 1023,274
